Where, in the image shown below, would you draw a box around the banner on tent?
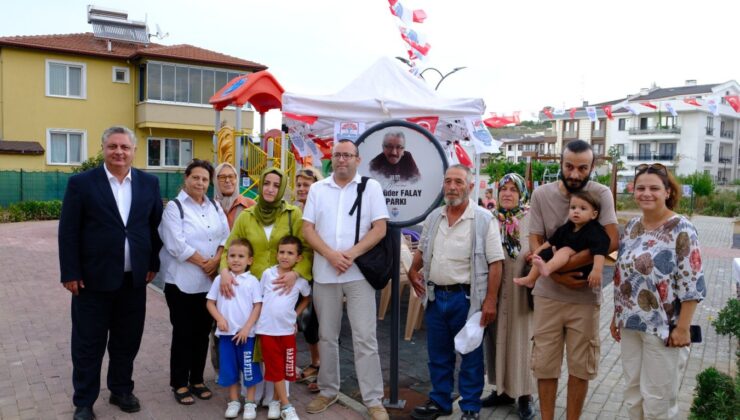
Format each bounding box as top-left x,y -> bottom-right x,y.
334,121 -> 366,142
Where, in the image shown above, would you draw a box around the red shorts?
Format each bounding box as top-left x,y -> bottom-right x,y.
259,334 -> 297,382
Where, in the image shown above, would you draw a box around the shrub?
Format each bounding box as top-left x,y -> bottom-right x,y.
2,200 -> 62,222
73,152 -> 103,173
712,299 -> 740,342
689,367 -> 740,419
679,172 -> 715,197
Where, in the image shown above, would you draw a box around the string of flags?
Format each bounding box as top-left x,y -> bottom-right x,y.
543,95 -> 740,122
387,0 -> 430,64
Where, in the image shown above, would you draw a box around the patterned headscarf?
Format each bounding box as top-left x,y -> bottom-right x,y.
253,167 -> 287,226
494,173 -> 529,258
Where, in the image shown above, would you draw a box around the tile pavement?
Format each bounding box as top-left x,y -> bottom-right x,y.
0,221 -> 363,420
0,215 -> 737,419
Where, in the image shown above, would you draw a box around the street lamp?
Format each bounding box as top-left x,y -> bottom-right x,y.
395,56 -> 467,90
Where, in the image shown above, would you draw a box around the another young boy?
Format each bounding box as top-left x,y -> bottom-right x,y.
206,238 -> 264,419
255,236 -> 311,420
514,190 -> 610,289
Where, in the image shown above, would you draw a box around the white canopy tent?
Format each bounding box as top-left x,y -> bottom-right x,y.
282,56 -> 486,134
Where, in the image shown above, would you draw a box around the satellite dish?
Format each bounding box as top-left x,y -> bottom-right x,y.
150,23 -> 169,40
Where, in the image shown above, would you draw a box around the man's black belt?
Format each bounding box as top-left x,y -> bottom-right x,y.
428,282 -> 470,293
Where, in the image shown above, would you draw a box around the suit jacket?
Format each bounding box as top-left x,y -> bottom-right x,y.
58,166 -> 164,291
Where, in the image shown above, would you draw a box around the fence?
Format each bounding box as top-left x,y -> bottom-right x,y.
0,170 -> 195,207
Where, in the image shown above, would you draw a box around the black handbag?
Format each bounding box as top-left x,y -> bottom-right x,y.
349,177 -> 393,290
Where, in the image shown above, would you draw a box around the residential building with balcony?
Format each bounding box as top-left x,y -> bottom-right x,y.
540,80 -> 740,183
499,134 -> 558,163
0,24 -> 265,174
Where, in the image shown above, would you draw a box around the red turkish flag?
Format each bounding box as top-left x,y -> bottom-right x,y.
284,112 -> 318,125
569,107 -> 577,119
542,107 -> 554,119
602,105 -> 614,120
640,101 -> 657,110
407,116 -> 439,133
683,98 -> 702,107
725,95 -> 740,112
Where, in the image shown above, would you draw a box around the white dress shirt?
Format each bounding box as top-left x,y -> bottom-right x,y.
159,190 -> 230,294
303,173 -> 389,284
104,164 -> 132,272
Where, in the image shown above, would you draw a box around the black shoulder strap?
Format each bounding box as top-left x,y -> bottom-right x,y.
349,177 -> 369,244
173,199 -> 184,219
173,197 -> 218,219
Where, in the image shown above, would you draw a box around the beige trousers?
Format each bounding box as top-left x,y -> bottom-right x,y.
620,329 -> 689,420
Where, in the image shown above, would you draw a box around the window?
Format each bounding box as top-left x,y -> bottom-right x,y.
704,143 -> 712,162
517,145 -> 523,151
147,138 -> 192,167
618,118 -> 626,131
46,60 -> 86,98
146,62 -> 243,105
660,116 -> 675,128
507,145 -> 512,151
593,143 -> 604,156
659,143 -> 676,159
616,144 -> 625,156
707,116 -> 714,135
638,144 -> 651,159
112,66 -> 130,83
47,129 -> 85,165
639,117 -> 648,130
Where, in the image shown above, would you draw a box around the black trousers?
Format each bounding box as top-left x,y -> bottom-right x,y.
71,274 -> 146,408
164,283 -> 213,389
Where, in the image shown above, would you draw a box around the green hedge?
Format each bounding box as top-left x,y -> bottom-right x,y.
0,200 -> 62,223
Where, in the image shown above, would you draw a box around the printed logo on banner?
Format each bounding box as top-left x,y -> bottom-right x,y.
464,117 -> 500,154
334,121 -> 366,142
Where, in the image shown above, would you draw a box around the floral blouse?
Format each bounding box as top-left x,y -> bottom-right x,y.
614,215 -> 705,340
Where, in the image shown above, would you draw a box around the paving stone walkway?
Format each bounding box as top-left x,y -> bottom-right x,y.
0,215 -> 737,419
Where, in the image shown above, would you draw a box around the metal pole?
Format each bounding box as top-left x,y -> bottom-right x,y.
384,226 -> 405,409
235,106 -> 243,189
260,112 -> 266,137
267,138 -> 274,168
280,131 -> 287,172
213,110 -> 221,164
473,153 -> 481,203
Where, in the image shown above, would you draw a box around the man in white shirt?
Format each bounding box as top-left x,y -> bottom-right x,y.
302,139 -> 390,420
59,126 -> 163,420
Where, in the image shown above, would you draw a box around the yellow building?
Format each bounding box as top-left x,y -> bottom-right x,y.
0,32 -> 265,174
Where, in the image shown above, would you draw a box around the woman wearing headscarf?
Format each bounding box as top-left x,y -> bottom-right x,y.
214,162 -> 256,228
218,167 -> 313,413
481,173 -> 536,420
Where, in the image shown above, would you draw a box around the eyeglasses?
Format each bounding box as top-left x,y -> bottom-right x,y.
332,152 -> 357,160
635,163 -> 668,176
383,144 -> 405,151
217,174 -> 237,181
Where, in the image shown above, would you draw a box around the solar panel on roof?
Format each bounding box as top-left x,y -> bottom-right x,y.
88,5 -> 149,45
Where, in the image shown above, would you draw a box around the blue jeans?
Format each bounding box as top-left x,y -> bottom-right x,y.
425,289 -> 483,413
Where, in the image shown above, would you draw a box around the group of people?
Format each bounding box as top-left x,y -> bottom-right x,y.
59,125 -> 704,420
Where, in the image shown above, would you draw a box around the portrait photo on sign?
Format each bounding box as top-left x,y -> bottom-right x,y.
357,123 -> 446,225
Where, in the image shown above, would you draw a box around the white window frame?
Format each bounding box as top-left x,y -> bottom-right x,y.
112,66 -> 130,84
45,59 -> 87,99
145,60 -> 248,107
146,137 -> 193,168
46,128 -> 87,166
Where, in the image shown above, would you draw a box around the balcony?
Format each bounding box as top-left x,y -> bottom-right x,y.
719,156 -> 732,164
135,102 -> 254,132
592,129 -> 605,138
563,130 -> 578,139
720,130 -> 734,139
628,126 -> 681,135
706,127 -> 714,136
625,153 -> 676,161
704,154 -> 712,162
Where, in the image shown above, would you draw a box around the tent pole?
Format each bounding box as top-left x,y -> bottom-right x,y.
473,152 -> 481,203
213,110 -> 221,165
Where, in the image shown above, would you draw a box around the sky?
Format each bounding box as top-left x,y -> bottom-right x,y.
2,0 -> 739,127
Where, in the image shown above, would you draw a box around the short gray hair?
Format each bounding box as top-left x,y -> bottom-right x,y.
101,126 -> 137,146
447,164 -> 473,184
383,131 -> 405,146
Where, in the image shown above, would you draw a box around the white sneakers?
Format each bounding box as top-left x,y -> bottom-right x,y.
281,406 -> 300,420
225,400 -> 241,419
242,402 -> 257,420
267,400 -> 282,419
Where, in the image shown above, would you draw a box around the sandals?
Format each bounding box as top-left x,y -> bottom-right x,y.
307,381 -> 320,393
173,387 -> 195,405
189,383 -> 213,400
297,364 -> 320,384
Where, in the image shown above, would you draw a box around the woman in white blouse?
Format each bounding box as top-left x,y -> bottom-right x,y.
159,159 -> 230,405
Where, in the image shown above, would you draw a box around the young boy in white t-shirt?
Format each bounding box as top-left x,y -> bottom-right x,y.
255,236 -> 311,420
206,238 -> 264,419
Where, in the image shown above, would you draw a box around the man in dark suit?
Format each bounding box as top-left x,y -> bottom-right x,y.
58,126 -> 163,420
